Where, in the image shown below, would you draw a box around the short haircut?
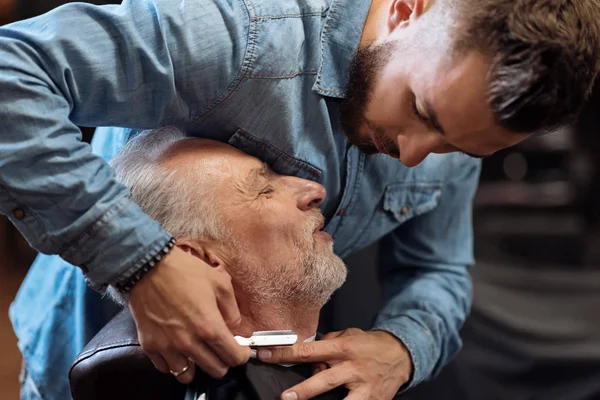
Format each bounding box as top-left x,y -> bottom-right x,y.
110,127 -> 226,241
449,0 -> 600,134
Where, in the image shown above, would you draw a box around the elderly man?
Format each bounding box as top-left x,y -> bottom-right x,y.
2,0 -> 599,399
90,127 -> 348,399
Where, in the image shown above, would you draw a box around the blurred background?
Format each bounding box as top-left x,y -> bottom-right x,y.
1,2 -> 600,400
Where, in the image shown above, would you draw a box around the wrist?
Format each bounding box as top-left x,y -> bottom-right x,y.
115,236 -> 177,293
371,330 -> 414,384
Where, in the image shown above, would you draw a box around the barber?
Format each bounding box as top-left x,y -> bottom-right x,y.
1,0 -> 598,399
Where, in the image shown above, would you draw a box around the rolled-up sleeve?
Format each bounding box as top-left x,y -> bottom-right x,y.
0,0 -> 248,287
372,157 -> 482,390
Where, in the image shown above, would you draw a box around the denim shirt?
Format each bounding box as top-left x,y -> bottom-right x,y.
1,0 -> 481,398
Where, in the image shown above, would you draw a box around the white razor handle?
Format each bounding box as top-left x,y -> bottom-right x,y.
234,330 -> 298,347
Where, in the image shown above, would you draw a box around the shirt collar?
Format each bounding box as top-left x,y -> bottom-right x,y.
312,0 -> 373,98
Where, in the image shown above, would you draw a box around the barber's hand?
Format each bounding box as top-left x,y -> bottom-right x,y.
258,328 -> 413,400
128,246 -> 251,384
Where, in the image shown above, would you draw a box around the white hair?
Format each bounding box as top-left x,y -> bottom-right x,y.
110,127 -> 224,240
106,127 -> 226,304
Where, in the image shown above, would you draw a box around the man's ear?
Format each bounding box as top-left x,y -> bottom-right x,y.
388,0 -> 427,32
176,237 -> 229,273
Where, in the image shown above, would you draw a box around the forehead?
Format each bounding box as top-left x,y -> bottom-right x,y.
162,139 -> 267,188
425,51 -> 524,150
428,52 -> 495,133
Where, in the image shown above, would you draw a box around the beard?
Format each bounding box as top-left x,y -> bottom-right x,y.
230,212 -> 347,310
340,41 -> 397,155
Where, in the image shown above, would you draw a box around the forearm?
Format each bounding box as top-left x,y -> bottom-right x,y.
372,263 -> 472,389
372,156 -> 481,390
0,0 -> 246,287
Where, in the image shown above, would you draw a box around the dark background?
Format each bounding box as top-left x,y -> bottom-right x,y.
2,3 -> 600,399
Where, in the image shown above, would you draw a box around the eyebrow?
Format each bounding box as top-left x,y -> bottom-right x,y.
421,99 -> 446,136
245,162 -> 270,188
420,99 -> 487,159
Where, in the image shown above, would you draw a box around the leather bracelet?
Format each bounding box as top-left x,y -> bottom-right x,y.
115,236 -> 177,293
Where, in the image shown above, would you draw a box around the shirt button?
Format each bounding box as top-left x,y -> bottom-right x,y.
400,206 -> 408,215
12,208 -> 25,220
337,209 -> 345,216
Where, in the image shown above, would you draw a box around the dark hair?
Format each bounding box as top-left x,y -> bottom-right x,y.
452,0 -> 600,134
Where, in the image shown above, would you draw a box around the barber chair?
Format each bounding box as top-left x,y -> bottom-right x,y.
69,308 -> 189,400
70,308 -> 348,400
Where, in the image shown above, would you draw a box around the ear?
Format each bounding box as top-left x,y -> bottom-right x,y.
388,0 -> 427,32
176,237 -> 230,275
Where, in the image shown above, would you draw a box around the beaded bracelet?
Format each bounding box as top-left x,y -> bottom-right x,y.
115,236 -> 177,293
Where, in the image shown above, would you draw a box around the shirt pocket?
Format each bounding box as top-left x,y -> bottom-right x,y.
338,182 -> 442,256
383,182 -> 442,224
227,128 -> 323,182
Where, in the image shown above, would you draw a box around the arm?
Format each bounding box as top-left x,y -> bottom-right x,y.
0,0 -> 248,286
0,0 -> 252,380
372,157 -> 482,389
257,158 -> 482,400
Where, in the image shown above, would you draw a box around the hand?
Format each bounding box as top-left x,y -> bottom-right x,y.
258,328 -> 413,400
128,246 -> 251,384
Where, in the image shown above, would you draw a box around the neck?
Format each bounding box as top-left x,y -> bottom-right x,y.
233,295 -> 321,342
360,0 -> 390,47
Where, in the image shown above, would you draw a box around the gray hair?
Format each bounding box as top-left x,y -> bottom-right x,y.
110,127 -> 224,240
107,127 -> 226,303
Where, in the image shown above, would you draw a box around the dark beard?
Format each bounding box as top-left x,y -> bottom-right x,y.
340,42 -> 396,154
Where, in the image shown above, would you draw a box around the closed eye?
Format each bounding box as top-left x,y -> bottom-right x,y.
412,101 -> 429,123
260,186 -> 275,196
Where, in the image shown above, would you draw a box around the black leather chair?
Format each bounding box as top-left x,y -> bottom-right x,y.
69,308 -> 348,400
69,308 -> 188,400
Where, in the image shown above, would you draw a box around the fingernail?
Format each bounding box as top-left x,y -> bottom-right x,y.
282,391 -> 298,400
258,349 -> 272,360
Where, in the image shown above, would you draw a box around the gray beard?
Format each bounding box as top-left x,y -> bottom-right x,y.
231,242 -> 347,312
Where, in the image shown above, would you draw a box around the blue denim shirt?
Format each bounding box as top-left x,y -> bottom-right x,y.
1,0 -> 481,398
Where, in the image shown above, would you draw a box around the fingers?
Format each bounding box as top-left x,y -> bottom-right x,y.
199,312 -> 252,367
128,248 -> 250,380
280,362 -> 353,400
198,274 -> 250,368
163,353 -> 195,384
215,273 -> 242,330
185,340 -> 229,378
312,362 -> 329,376
343,389 -> 371,400
319,330 -> 346,341
147,352 -> 169,374
259,340 -> 346,364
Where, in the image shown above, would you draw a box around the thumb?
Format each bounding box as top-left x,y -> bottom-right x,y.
214,274 -> 242,329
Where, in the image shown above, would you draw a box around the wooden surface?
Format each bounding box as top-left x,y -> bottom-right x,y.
0,0 -> 14,24
0,217 -> 34,399
1,5 -> 30,399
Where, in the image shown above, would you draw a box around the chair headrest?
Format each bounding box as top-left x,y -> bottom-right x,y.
69,307 -> 187,400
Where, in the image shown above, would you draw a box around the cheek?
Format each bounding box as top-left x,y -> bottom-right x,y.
369,70 -> 411,126
242,212 -> 301,250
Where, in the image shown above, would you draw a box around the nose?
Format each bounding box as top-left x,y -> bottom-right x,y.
396,132 -> 440,167
286,177 -> 326,211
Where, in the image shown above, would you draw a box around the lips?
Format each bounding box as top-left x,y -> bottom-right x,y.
313,221 -> 325,233
368,129 -> 400,159
369,129 -> 387,154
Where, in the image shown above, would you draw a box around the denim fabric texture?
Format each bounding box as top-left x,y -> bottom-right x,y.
0,0 -> 481,398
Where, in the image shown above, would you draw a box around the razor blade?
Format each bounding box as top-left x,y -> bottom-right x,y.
234,330 -> 298,347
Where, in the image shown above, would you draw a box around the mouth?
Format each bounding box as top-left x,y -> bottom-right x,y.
368,130 -> 400,159
313,221 -> 325,233
368,129 -> 388,155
